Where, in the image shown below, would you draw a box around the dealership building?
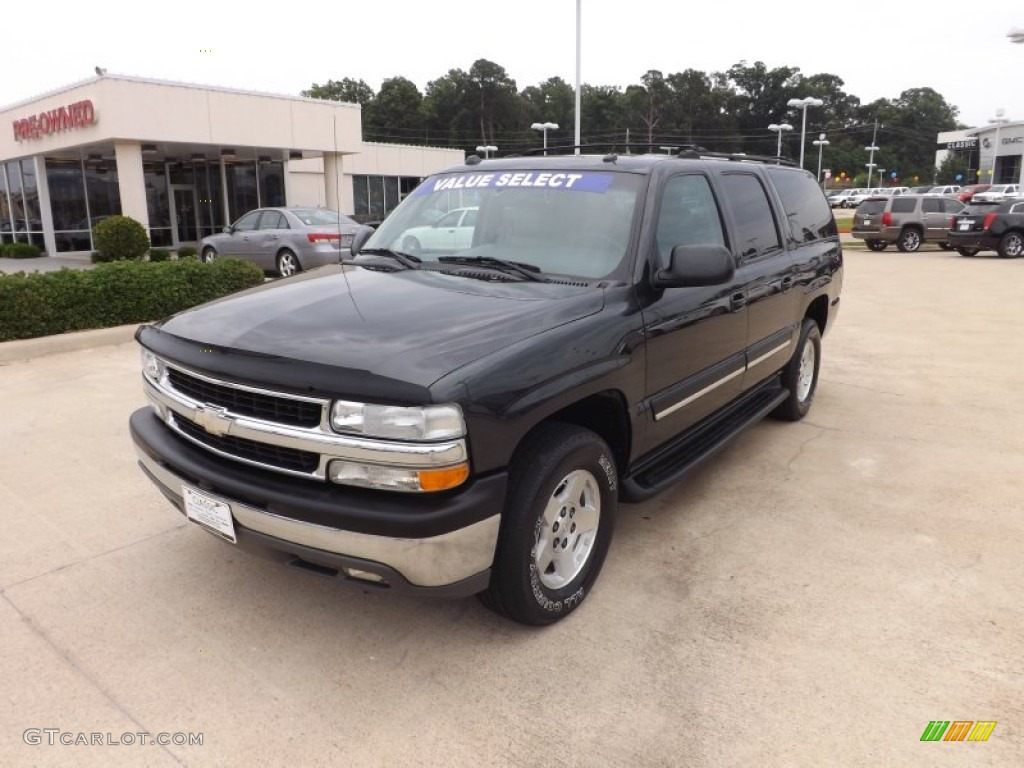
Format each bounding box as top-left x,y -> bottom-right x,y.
935,119 -> 1024,186
0,73 -> 463,255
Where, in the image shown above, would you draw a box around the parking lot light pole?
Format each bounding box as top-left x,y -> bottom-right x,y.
987,108 -> 1008,185
864,145 -> 880,188
768,123 -> 793,162
530,122 -> 559,155
475,145 -> 497,159
813,133 -> 829,183
787,97 -> 824,169
1009,27 -> 1024,43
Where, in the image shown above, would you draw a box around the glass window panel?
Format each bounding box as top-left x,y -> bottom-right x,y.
46,159 -> 89,231
144,163 -> 170,229
20,159 -> 42,231
0,166 -> 11,243
258,211 -> 285,229
369,176 -> 385,218
226,161 -> 258,221
383,176 -> 399,214
718,173 -> 781,259
258,161 -> 285,207
7,161 -> 25,236
353,175 -> 369,216
86,161 -> 122,225
54,232 -> 92,252
150,228 -> 173,247
168,162 -> 195,186
233,210 -> 261,230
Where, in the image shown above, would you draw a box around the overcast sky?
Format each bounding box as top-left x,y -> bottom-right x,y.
3,0 -> 1022,132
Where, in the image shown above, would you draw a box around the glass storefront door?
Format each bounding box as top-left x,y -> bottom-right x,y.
170,185 -> 198,246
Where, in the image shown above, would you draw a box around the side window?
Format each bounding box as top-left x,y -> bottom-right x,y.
437,209 -> 463,227
654,174 -> 726,268
942,199 -> 964,214
922,198 -> 941,214
1011,203 -> 1024,214
233,211 -> 261,231
718,173 -> 781,259
892,198 -> 916,214
258,211 -> 286,229
462,209 -> 478,227
767,168 -> 837,243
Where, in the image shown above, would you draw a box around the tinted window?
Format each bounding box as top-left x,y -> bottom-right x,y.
855,200 -> 886,215
767,168 -> 837,242
963,202 -> 1001,214
719,173 -> 780,259
1010,203 -> 1024,214
654,174 -> 726,268
891,197 -> 916,213
233,211 -> 260,231
922,198 -> 942,213
258,211 -> 286,229
941,199 -> 964,213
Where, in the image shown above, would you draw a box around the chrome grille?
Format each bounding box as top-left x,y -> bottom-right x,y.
167,367 -> 322,428
172,414 -> 320,474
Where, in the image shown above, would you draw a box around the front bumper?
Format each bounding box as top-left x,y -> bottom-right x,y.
130,408 -> 505,596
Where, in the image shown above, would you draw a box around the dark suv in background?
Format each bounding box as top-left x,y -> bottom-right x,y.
851,194 -> 964,252
947,199 -> 1024,257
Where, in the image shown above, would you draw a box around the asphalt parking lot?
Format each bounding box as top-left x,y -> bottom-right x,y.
1,245 -> 1022,767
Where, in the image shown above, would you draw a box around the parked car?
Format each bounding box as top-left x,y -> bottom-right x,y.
907,186 -> 934,195
827,189 -> 856,207
971,184 -> 1021,203
925,185 -> 961,196
851,194 -> 964,252
955,184 -> 991,202
845,188 -> 881,208
394,207 -> 478,253
199,207 -> 362,277
947,199 -> 1024,257
872,187 -> 910,197
131,151 -> 843,625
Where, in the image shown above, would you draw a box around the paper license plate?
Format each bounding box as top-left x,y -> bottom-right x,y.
958,221 -> 971,231
183,486 -> 237,543
863,218 -> 871,225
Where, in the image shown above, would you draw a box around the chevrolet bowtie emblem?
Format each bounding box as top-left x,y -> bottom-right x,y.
193,404 -> 232,437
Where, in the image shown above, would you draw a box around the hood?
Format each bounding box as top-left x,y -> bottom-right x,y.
152,264 -> 604,393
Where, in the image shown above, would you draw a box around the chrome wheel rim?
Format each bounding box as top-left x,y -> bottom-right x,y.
534,469 -> 600,590
796,338 -> 816,402
903,231 -> 920,250
203,249 -> 215,263
1006,234 -> 1023,257
279,253 -> 297,276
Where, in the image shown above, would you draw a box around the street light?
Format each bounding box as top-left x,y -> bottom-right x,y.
813,133 -> 830,183
475,145 -> 497,159
864,144 -> 880,188
767,123 -> 793,161
877,169 -> 886,188
1008,27 -> 1024,43
531,122 -> 559,155
987,108 -> 1009,184
787,96 -> 824,169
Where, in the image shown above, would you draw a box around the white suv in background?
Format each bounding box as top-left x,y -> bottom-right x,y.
925,185 -> 961,196
972,184 -> 1020,203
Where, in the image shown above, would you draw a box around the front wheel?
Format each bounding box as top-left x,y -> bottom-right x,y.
896,228 -> 922,253
866,240 -> 888,252
276,250 -> 301,277
997,232 -> 1024,258
201,247 -> 217,263
956,247 -> 980,257
771,318 -> 822,422
480,423 -> 617,626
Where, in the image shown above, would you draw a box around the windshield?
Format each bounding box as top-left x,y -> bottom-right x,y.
361,169 -> 643,279
291,209 -> 357,227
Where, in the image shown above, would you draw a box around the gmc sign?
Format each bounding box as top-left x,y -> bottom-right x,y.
12,100 -> 96,141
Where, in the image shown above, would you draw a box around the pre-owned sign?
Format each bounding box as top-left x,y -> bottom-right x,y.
12,100 -> 96,141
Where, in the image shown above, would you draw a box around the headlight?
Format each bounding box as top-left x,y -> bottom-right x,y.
330,401 -> 465,440
141,348 -> 164,381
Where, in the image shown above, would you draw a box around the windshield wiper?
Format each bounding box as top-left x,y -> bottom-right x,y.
438,255 -> 548,282
354,248 -> 422,269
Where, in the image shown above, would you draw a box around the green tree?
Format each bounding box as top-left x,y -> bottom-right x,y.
302,77 -> 375,106
364,77 -> 425,143
467,59 -> 520,146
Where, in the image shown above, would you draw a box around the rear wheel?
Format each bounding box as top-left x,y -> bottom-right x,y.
771,318 -> 821,422
866,240 -> 888,251
956,247 -> 980,257
997,232 -> 1024,258
276,249 -> 301,277
896,228 -> 922,253
480,423 -> 617,626
201,247 -> 217,263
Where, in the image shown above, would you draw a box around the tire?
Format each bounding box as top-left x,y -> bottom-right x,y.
939,242 -> 954,251
997,231 -> 1024,258
402,235 -> 421,253
276,249 -> 301,277
480,423 -> 617,626
201,247 -> 217,263
896,228 -> 922,253
956,247 -> 980,257
771,318 -> 822,422
866,240 -> 888,251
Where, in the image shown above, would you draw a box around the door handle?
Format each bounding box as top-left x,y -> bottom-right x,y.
730,292 -> 747,311
781,276 -> 794,291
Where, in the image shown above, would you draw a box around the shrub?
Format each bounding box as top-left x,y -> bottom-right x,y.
177,246 -> 197,260
0,258 -> 265,342
3,242 -> 42,259
148,248 -> 171,262
93,215 -> 150,262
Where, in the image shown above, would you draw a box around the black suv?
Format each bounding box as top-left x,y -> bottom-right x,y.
130,151 -> 843,625
947,199 -> 1024,257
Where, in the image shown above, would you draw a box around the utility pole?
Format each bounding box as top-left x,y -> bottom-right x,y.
865,118 -> 880,188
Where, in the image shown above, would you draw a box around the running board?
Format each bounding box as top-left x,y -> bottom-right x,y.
621,379 -> 788,502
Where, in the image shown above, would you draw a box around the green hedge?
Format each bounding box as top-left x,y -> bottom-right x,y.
2,242 -> 42,259
0,258 -> 265,342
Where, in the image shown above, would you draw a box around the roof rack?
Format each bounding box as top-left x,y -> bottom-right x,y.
485,142 -> 797,167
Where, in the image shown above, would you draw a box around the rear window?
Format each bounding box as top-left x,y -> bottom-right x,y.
891,198 -> 917,214
766,168 -> 837,242
855,200 -> 885,215
962,202 -> 1001,215
291,209 -> 358,227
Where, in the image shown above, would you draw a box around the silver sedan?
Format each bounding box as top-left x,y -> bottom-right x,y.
199,207 -> 360,277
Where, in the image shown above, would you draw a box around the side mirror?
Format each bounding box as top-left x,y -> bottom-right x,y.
653,244 -> 735,289
349,225 -> 375,256
223,225 -> 233,234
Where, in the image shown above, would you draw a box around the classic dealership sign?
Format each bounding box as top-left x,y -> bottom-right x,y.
12,100 -> 96,141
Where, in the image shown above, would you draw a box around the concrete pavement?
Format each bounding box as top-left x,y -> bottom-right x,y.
1,247 -> 1022,766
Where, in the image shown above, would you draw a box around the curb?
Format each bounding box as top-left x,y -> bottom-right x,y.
0,323 -> 140,365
